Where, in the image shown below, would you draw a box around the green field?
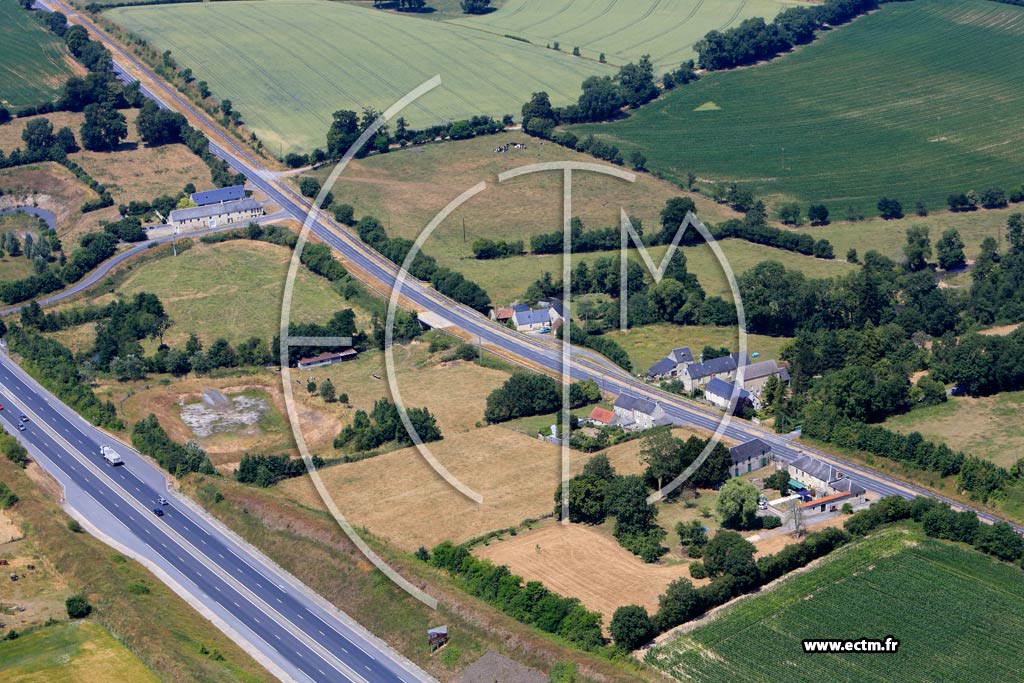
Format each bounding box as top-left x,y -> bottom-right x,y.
0,621 -> 159,683
454,237 -> 854,304
605,322 -> 792,372
449,0 -> 806,72
572,0 -> 1024,215
0,0 -> 81,109
108,0 -> 613,153
884,390 -> 1024,470
114,239 -> 355,347
649,529 -> 1024,683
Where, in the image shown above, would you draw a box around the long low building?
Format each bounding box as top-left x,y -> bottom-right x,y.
169,197 -> 264,230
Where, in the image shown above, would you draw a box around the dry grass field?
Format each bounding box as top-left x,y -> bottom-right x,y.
278,423 -> 707,552
0,162 -> 100,244
307,132 -> 742,263
475,522 -> 707,625
884,390 -> 1024,470
0,539 -> 71,631
0,621 -> 160,683
0,111 -> 210,206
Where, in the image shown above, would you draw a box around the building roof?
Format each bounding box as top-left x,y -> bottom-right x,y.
190,185 -> 245,206
588,407 -> 615,424
829,477 -> 867,496
169,197 -> 261,223
737,359 -> 790,383
668,346 -> 694,364
538,297 -> 566,318
799,491 -> 856,509
513,308 -> 552,326
296,349 -> 357,367
705,377 -> 750,401
729,438 -> 772,463
511,303 -> 530,313
613,394 -> 659,416
493,306 -> 514,320
788,454 -> 839,483
686,354 -> 737,379
646,357 -> 677,378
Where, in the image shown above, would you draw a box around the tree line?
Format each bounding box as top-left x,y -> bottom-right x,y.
354,214 -> 492,313
235,453 -> 324,487
423,541 -> 605,652
132,414 -> 214,477
483,373 -> 600,424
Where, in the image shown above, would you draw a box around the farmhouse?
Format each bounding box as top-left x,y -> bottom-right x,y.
587,406 -> 615,426
737,359 -> 790,395
169,197 -> 263,230
612,394 -> 671,431
190,184 -> 245,206
729,438 -> 772,477
785,454 -> 866,501
511,299 -> 564,333
704,377 -> 750,411
296,348 -> 358,370
645,346 -> 695,381
681,353 -> 749,391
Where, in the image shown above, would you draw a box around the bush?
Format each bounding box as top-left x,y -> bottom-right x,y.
67,519 -> 83,533
0,481 -> 17,509
65,594 -> 92,619
688,561 -> 706,579
761,514 -> 782,529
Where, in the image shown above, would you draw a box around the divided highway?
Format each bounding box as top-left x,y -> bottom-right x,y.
0,354 -> 433,683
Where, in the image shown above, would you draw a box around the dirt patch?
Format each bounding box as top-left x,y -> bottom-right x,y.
0,507 -> 23,544
456,650 -> 546,683
0,539 -> 70,632
979,322 -> 1022,336
475,523 -> 708,626
179,390 -> 272,439
751,516 -> 846,558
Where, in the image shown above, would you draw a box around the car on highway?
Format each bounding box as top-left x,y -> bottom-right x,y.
17,424 -> 25,432
157,497 -> 168,505
152,508 -> 165,517
19,415 -> 28,422
0,404 -> 4,410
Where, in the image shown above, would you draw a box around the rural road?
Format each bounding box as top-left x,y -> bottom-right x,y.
0,352 -> 436,683
0,210 -> 290,317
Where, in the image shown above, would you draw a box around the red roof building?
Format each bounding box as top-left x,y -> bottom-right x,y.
588,407 -> 615,425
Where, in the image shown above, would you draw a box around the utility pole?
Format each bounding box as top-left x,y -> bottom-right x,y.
463,217 -> 466,243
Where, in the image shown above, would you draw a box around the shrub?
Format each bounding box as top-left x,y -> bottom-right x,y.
67,519 -> 83,533
610,604 -> 654,651
761,515 -> 782,529
689,562 -> 706,579
65,594 -> 92,619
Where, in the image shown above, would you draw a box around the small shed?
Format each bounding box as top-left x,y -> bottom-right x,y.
428,625 -> 449,652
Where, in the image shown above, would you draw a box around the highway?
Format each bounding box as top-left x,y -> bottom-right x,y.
32,0 -> 1024,533
0,353 -> 433,683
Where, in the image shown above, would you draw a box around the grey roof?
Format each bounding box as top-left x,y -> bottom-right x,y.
705,377 -> 750,402
190,185 -> 245,206
729,438 -> 771,464
789,454 -> 841,484
646,357 -> 677,378
668,347 -> 694,364
511,303 -> 530,313
513,308 -> 551,326
538,297 -> 565,317
738,359 -> 789,383
170,197 -> 261,223
613,394 -> 659,416
830,477 -> 866,496
686,354 -> 737,379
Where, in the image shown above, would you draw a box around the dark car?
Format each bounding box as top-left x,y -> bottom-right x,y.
152,508 -> 165,517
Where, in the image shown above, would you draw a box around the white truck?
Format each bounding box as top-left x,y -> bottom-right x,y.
100,445 -> 123,466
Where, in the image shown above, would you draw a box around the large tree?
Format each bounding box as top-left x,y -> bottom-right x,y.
610,605 -> 654,651
460,0 -> 491,13
716,477 -> 760,529
22,117 -> 55,153
80,102 -> 127,151
935,228 -> 965,271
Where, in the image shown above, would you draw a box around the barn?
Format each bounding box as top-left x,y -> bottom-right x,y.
169,197 -> 264,230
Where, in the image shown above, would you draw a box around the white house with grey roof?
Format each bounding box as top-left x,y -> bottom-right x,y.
737,359 -> 791,396
612,394 -> 672,431
646,346 -> 695,381
190,184 -> 245,206
169,197 -> 263,231
729,438 -> 772,477
681,353 -> 751,391
785,454 -> 866,499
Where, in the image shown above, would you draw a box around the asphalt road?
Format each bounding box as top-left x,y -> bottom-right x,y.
0,353 -> 433,683
0,211 -> 289,317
